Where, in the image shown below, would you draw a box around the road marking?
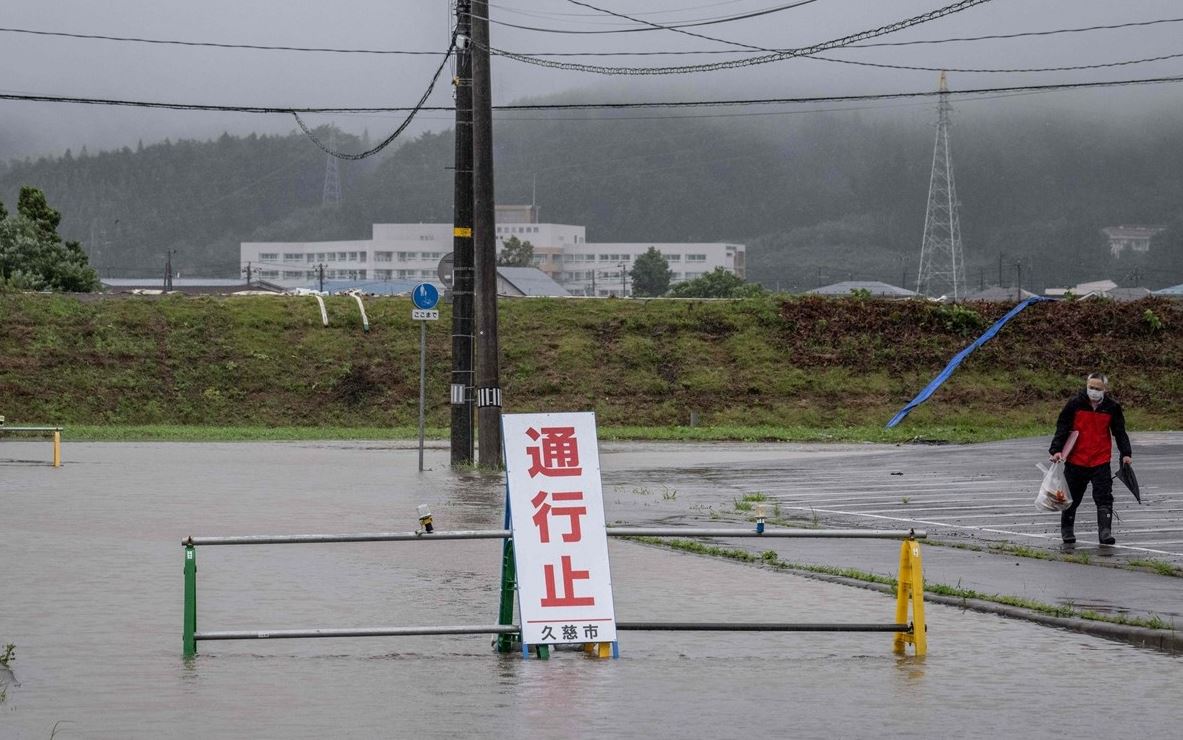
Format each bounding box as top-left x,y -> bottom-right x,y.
777,504 -> 1183,557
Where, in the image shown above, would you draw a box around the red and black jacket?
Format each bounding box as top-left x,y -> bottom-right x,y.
1049,391 -> 1132,468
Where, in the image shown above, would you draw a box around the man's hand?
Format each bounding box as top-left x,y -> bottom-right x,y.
1122,455 -> 1132,466
1050,452 -> 1064,463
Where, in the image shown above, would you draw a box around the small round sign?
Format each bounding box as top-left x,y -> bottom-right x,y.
412,283 -> 440,310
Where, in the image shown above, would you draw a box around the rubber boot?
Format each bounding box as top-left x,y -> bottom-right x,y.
1060,510 -> 1076,544
1097,507 -> 1116,545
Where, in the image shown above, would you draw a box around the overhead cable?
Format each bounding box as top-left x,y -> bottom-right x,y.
3,16 -> 1178,57
4,75 -> 1183,115
479,0 -> 823,34
0,26 -> 445,54
292,34 -> 456,160
487,0 -> 996,75
807,49 -> 1183,74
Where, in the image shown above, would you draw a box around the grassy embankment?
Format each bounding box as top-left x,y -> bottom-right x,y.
1,292 -> 1180,441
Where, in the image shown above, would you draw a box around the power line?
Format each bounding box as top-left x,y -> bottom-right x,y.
806,48 -> 1183,75
291,33 -> 456,159
0,26 -> 447,54
487,0 -> 996,75
4,75 -> 1183,116
3,16 -> 1178,58
479,0 -> 823,34
853,16 -> 1183,48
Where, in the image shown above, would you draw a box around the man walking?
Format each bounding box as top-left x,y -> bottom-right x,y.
1049,373 -> 1132,545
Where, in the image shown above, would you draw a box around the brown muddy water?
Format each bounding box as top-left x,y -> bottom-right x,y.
2,441 -> 1182,739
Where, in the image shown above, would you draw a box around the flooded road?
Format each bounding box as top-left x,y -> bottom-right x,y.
3,440 -> 1182,738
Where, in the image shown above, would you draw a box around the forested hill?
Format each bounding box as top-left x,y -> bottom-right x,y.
3,106 -> 1183,290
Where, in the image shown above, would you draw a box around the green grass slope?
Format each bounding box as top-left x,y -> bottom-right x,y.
1,293 -> 1180,440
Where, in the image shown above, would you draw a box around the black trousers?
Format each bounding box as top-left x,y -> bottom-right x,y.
1064,462 -> 1113,512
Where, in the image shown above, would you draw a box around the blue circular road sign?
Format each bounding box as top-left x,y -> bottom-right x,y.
412,283 -> 440,310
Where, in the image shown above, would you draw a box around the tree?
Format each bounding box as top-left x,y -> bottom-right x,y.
497,235 -> 534,267
668,267 -> 763,298
629,246 -> 673,297
0,187 -> 100,292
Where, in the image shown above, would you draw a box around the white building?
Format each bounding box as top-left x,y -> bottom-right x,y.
240,205 -> 744,296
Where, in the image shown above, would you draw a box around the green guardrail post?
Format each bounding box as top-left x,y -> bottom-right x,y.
495,538 -> 517,653
183,542 -> 197,658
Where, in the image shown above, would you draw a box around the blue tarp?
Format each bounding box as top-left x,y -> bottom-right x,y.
886,296 -> 1054,428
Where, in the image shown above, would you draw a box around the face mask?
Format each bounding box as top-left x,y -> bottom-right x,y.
1087,388 -> 1104,402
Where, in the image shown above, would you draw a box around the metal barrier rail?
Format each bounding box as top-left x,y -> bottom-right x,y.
0,425 -> 63,467
196,622 -> 911,641
184,527 -> 927,546
182,526 -> 928,658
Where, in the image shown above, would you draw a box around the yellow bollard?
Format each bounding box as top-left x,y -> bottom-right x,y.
893,537 -> 927,656
53,430 -> 61,467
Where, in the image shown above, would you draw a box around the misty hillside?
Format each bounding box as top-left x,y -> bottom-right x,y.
3,108 -> 1183,290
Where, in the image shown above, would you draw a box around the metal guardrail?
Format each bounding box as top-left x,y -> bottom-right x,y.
184,527 -> 927,546
0,424 -> 63,467
182,526 -> 928,658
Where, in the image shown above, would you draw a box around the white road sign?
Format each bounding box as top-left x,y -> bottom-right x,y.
502,412 -> 617,646
411,309 -> 439,321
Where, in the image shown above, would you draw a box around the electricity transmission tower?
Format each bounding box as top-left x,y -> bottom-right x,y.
322,127 -> 342,208
916,72 -> 965,300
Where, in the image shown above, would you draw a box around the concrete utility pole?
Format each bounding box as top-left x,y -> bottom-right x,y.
318,263 -> 326,292
164,249 -> 176,291
243,261 -> 252,286
618,262 -> 627,297
472,0 -> 502,469
450,0 -> 476,466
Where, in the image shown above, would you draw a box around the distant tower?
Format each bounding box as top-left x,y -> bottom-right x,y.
322,127 -> 343,208
916,72 -> 965,299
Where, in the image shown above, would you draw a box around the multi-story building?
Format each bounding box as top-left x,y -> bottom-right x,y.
240,205 -> 744,295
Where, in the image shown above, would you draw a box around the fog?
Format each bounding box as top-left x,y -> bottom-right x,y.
2,0 -> 1183,161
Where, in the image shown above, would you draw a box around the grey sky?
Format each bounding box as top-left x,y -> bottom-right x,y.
2,0 -> 1182,159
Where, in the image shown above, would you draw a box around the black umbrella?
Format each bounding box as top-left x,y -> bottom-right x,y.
1114,462 -> 1141,503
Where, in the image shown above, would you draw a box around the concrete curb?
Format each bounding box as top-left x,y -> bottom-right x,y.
784,569 -> 1183,655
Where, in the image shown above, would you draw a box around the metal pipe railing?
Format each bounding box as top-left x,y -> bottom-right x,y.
184,527 -> 925,547
181,525 -> 928,658
195,622 -> 911,642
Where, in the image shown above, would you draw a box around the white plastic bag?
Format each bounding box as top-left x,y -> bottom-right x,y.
1035,461 -> 1071,512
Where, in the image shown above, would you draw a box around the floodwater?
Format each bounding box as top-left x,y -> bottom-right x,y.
3,441 -> 1183,739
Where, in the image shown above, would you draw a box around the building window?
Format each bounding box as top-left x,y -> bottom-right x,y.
259,253 -> 278,262
306,254 -> 316,263
687,254 -> 707,262
283,270 -> 303,279
419,234 -> 435,241
375,251 -> 393,262
667,254 -> 681,262
283,253 -> 303,263
377,269 -> 393,279
258,270 -> 279,278
327,253 -> 337,262
316,252 -> 326,261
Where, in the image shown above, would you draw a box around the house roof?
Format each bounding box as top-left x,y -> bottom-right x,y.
101,278 -> 263,294
808,280 -> 917,297
1101,225 -> 1166,238
291,279 -> 429,296
965,286 -> 1037,301
1153,283 -> 1183,296
497,267 -> 570,297
1100,287 -> 1153,302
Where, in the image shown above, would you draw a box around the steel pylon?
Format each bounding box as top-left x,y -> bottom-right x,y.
916,72 -> 965,300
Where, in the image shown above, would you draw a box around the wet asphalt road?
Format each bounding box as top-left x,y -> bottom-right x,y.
599,433 -> 1183,565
